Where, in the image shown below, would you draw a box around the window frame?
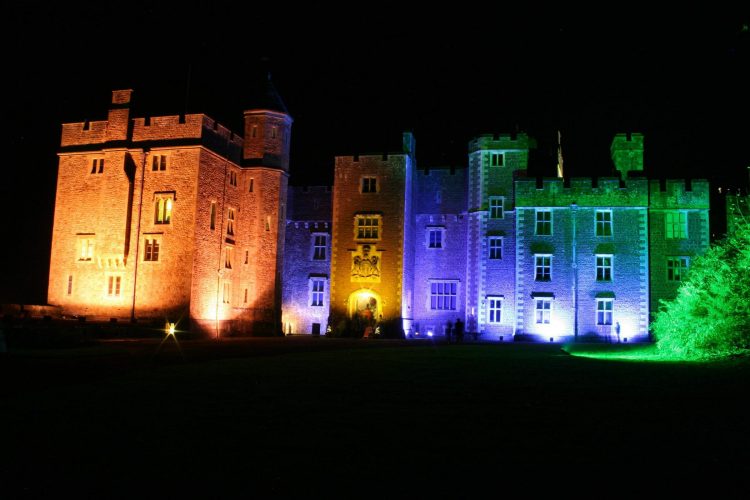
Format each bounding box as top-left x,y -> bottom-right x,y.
665,211 -> 688,239
667,256 -> 690,281
535,209 -> 552,236
427,227 -> 444,249
595,209 -> 613,237
487,296 -> 503,324
429,280 -> 458,311
488,236 -> 503,260
595,254 -> 613,282
361,176 -> 378,194
310,278 -> 327,307
154,194 -> 174,225
312,233 -> 328,260
489,152 -> 504,167
354,214 -> 381,241
534,254 -> 552,281
489,196 -> 504,219
227,208 -> 236,237
106,274 -> 122,298
144,237 -> 161,262
596,298 -> 614,326
535,298 -> 552,324
151,154 -> 168,172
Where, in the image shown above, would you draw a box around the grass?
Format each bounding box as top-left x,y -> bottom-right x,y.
2,339 -> 750,494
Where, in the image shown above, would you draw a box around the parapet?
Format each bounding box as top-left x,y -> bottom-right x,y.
515,177 -> 649,207
648,179 -> 709,209
61,120 -> 108,147
469,132 -> 536,153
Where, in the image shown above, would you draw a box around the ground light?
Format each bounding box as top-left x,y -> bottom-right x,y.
154,321 -> 184,359
562,343 -> 707,363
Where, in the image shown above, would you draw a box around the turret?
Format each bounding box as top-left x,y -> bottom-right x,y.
243,75 -> 293,172
611,132 -> 644,178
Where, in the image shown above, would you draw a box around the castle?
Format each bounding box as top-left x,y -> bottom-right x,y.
48,88 -> 710,341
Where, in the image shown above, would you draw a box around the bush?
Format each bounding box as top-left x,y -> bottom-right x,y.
653,224 -> 750,359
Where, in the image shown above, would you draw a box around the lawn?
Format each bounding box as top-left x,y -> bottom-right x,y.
2,339 -> 750,495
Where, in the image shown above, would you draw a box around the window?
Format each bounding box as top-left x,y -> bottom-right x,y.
67,275 -> 73,295
271,126 -> 278,139
535,299 -> 552,324
596,299 -> 613,325
488,297 -> 502,324
244,288 -> 248,304
311,279 -> 325,307
596,255 -> 612,281
152,155 -> 167,171
227,208 -> 235,237
490,152 -> 504,167
489,197 -> 504,219
91,158 -> 104,174
248,178 -> 254,192
225,247 -> 233,269
245,250 -> 249,265
78,237 -> 95,261
313,234 -> 327,260
265,216 -> 271,232
430,281 -> 457,310
107,275 -> 122,297
355,215 -> 380,240
154,196 -> 173,224
144,238 -> 160,261
596,210 -> 613,237
210,202 -> 216,230
535,209 -> 552,235
535,255 -> 551,281
489,237 -> 502,259
222,281 -> 231,304
428,229 -> 443,249
229,170 -> 238,187
361,177 -> 377,193
665,211 -> 688,239
251,125 -> 258,138
667,256 -> 689,281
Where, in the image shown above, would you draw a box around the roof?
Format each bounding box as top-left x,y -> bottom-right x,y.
247,73 -> 288,114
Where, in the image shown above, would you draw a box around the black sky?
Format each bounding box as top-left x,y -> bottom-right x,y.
3,4 -> 749,302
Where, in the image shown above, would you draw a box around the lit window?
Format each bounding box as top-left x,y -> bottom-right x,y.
313,234 -> 327,260
222,281 -> 231,304
490,152 -> 504,167
154,195 -> 173,224
487,296 -> 502,324
430,281 -> 457,310
78,237 -> 95,261
667,256 -> 689,281
91,158 -> 104,174
355,215 -> 380,240
225,247 -> 233,269
596,210 -> 613,237
489,237 -> 502,259
144,238 -> 160,261
151,155 -> 167,171
210,202 -> 216,230
311,279 -> 325,307
428,229 -> 443,249
362,177 -> 377,193
229,170 -> 238,187
107,275 -> 122,297
596,299 -> 613,325
535,299 -> 551,324
665,211 -> 688,239
227,208 -> 235,237
535,255 -> 551,281
596,255 -> 612,281
535,209 -> 552,235
489,197 -> 504,219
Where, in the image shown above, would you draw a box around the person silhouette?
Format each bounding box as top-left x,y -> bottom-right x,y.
454,318 -> 464,344
445,320 -> 453,344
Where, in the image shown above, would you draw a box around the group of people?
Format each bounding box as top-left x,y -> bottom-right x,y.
444,318 -> 465,344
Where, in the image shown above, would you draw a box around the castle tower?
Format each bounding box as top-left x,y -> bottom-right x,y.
466,133 -> 534,340
240,75 -> 293,334
611,132 -> 644,178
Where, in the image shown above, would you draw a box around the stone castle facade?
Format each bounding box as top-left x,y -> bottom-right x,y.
48,88 -> 710,341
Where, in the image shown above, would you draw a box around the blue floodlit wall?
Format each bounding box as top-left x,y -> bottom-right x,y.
281,186 -> 332,334
411,166 -> 468,338
515,177 -> 650,341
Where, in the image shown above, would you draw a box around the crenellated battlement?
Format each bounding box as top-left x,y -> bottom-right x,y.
60,120 -> 108,146
649,179 -> 709,209
335,153 -> 408,165
469,133 -> 536,153
515,177 -> 649,207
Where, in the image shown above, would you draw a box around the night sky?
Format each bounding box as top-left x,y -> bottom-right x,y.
3,4 -> 749,303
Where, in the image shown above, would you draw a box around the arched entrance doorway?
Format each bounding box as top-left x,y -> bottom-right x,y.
347,289 -> 382,337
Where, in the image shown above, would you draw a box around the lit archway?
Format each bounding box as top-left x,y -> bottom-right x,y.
347,288 -> 383,325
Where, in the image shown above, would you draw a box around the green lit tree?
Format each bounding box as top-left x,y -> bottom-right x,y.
653,222 -> 750,359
